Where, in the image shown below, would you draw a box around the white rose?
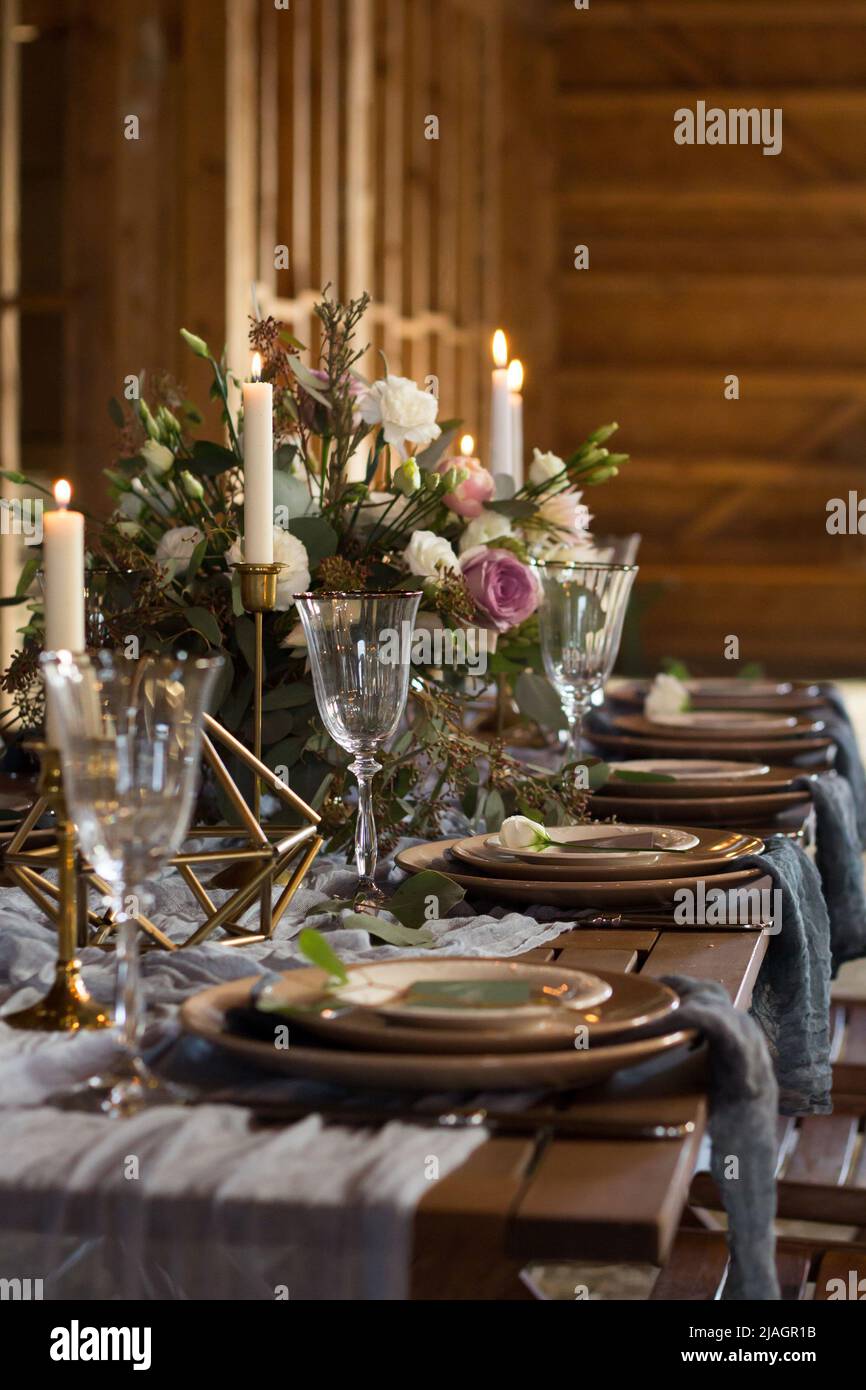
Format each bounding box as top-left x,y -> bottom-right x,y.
228,527 -> 311,611
529,448 -> 567,490
535,488 -> 592,543
358,375 -> 441,458
458,508 -> 513,555
141,439 -> 175,477
402,529 -> 460,579
156,525 -> 204,566
540,539 -> 612,564
499,815 -> 550,852
645,673 -> 690,721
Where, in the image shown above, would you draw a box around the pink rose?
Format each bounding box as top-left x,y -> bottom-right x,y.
461,546 -> 539,632
437,454 -> 495,519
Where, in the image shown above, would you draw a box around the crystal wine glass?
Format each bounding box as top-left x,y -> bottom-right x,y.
41,649 -> 222,1116
293,590 -> 422,912
534,562 -> 638,764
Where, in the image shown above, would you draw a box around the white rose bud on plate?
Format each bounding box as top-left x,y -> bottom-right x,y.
645,672 -> 690,721
499,815 -> 552,853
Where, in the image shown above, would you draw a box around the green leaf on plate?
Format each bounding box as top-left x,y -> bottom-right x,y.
387,869 -> 465,930
341,913 -> 435,948
296,927 -> 348,983
609,769 -> 678,784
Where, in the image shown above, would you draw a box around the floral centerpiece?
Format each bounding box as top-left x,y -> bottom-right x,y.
1,289 -> 627,852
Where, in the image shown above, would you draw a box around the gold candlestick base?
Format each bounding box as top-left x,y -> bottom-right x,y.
3,958 -> 111,1032
3,745 -> 112,1032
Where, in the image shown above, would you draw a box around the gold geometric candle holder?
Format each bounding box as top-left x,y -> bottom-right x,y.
1,565 -> 324,973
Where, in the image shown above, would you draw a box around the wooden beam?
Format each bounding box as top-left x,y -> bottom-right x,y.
0,0 -> 20,684
225,0 -> 258,388
552,2 -> 866,28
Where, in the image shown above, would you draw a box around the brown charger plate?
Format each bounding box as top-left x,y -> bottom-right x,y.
606,678 -> 828,714
601,762 -> 810,799
612,712 -> 824,742
250,964 -> 681,1053
395,840 -> 773,909
450,827 -> 763,882
180,974 -> 695,1090
589,729 -> 836,768
589,792 -> 811,826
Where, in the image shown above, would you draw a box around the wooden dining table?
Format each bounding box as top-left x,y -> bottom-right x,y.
411,918 -> 769,1300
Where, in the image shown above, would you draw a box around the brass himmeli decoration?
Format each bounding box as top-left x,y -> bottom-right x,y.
3,565 -> 324,954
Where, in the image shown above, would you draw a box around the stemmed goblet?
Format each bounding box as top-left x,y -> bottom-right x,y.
42,649 -> 222,1115
293,590 -> 422,912
534,562 -> 638,763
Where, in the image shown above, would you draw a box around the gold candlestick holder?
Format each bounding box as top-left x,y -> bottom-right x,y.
3,746 -> 111,1031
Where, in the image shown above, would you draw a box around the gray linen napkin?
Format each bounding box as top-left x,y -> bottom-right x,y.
739,838 -> 832,1115
661,975 -> 779,1302
794,772 -> 866,975
816,686 -> 866,848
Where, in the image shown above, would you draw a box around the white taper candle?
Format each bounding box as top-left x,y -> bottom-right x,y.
489,329 -> 512,481
242,353 -> 274,563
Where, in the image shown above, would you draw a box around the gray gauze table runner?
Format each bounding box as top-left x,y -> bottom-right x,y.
0,843 -> 783,1299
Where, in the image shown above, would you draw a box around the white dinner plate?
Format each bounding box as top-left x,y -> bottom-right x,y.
485,822 -> 699,868
272,958 -> 613,1030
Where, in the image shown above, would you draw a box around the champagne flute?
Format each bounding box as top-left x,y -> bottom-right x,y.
293,591 -> 422,912
534,562 -> 638,764
42,649 -> 222,1115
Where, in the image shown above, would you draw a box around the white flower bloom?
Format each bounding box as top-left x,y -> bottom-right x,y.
156,525 -> 204,566
529,448 -> 567,490
180,470 -> 204,500
358,375 -> 441,458
535,489 -> 592,543
645,673 -> 690,721
141,439 -> 175,477
115,520 -> 140,539
228,527 -> 311,611
540,539 -> 612,564
394,458 -> 421,496
499,815 -> 550,852
458,508 -> 513,555
402,529 -> 460,579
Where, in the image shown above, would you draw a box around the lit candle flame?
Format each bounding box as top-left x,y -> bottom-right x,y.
507,359 -> 524,393
492,329 -> 508,368
53,479 -> 72,509
460,433 -> 475,457
251,352 -> 262,382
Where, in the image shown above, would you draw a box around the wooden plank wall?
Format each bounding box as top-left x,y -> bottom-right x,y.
552,0 -> 866,676
250,0 -> 555,459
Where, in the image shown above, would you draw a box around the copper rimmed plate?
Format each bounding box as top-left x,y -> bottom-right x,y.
180,973 -> 694,1089
613,712 -> 821,741
603,761 -> 808,798
589,729 -> 835,767
396,841 -> 772,909
606,678 -> 828,713
450,827 -> 763,880
249,964 -> 678,1052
